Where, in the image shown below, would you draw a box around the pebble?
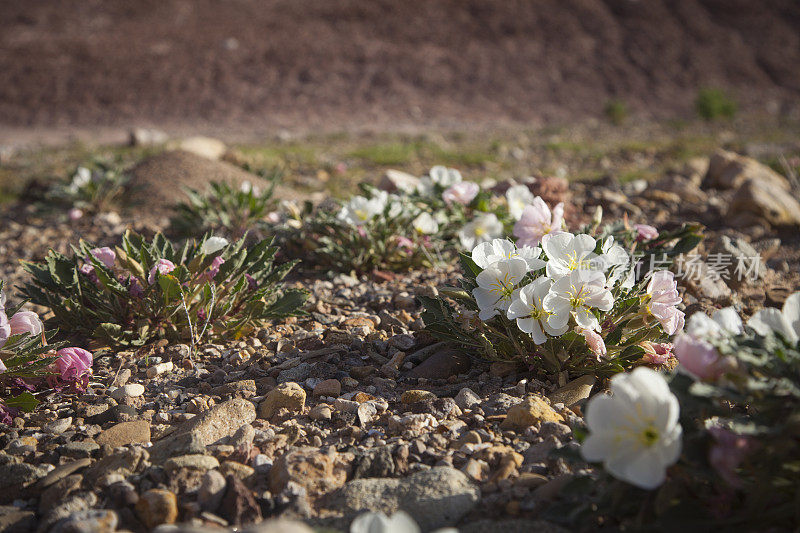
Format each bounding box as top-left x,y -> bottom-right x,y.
136,489 -> 178,528
147,361 -> 174,378
257,382 -> 306,419
500,396 -> 564,430
43,417 -> 73,434
110,383 -> 145,401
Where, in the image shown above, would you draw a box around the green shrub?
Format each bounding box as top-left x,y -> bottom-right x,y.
170,177 -> 279,240
21,231 -> 307,348
695,88 -> 737,121
603,99 -> 628,125
46,163 -> 129,214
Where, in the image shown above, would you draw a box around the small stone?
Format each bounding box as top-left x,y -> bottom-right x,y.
110,383 -> 145,401
277,363 -> 313,384
96,420 -> 151,448
457,431 -> 482,446
164,454 -> 220,474
334,398 -> 359,413
146,361 -> 174,378
220,461 -> 255,483
198,470 -> 227,512
136,489 -> 178,529
39,475 -> 84,513
270,446 -> 353,495
548,375 -> 595,410
50,509 -> 118,533
38,459 -> 92,489
220,474 -> 262,526
309,404 -> 332,421
60,441 -> 100,459
43,417 -> 73,434
490,361 -> 519,377
407,349 -> 471,379
461,458 -> 489,481
454,387 -> 481,410
313,379 -> 341,397
500,396 -> 564,430
401,390 -> 437,404
326,466 -> 479,531
258,382 -> 306,419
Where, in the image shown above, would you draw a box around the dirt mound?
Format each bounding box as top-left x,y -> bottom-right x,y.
127,150 -> 296,212
1,0 -> 799,134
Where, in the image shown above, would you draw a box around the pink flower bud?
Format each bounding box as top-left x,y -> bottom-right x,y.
578,327 -> 607,359
640,341 -> 673,365
90,247 -> 116,268
68,208 -> 84,221
204,256 -> 225,280
0,311 -> 10,349
634,224 -> 659,241
54,347 -> 93,383
148,259 -> 176,285
442,182 -> 480,206
8,311 -> 43,337
673,334 -> 732,381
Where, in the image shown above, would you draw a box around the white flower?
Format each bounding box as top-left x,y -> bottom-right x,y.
201,236 -> 229,255
600,236 -> 634,289
338,196 -> 385,226
0,288 -> 5,311
507,277 -> 568,344
458,213 -> 503,250
513,197 -> 565,247
412,212 -> 439,235
471,238 -> 545,272
387,195 -> 404,219
472,257 -> 528,320
543,269 -> 614,331
72,167 -> 92,188
686,307 -> 743,339
429,165 -> 462,187
747,292 -> 800,344
506,185 -> 536,220
350,510 -> 457,533
581,367 -> 682,490
541,232 -> 600,279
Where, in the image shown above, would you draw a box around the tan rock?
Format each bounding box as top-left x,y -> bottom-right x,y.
96,420 -> 151,448
500,396 -> 564,430
270,446 -> 353,495
400,390 -> 436,404
548,375 -> 596,410
704,149 -> 791,191
728,179 -> 800,228
136,489 -> 178,529
258,382 -> 306,420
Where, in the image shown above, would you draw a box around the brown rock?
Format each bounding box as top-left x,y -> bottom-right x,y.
500,396 -> 564,430
220,474 -> 262,526
548,375 -> 595,410
96,420 -> 151,448
313,379 -> 341,397
270,446 -> 353,495
257,382 -> 306,420
407,348 -> 471,379
126,150 -> 296,213
136,489 -> 178,529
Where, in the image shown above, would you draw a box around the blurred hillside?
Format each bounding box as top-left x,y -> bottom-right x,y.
1,0 -> 799,140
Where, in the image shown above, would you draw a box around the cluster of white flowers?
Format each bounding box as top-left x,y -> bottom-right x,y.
469,233 -> 641,355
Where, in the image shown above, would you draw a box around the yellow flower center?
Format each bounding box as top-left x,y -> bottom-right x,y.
640,426 -> 660,447
488,272 -> 515,301
474,226 -> 486,237
355,209 -> 369,221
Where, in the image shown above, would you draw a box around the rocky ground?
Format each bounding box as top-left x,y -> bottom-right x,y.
1,135 -> 799,532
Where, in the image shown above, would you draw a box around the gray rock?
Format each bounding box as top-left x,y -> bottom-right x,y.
37,492 -> 98,533
481,392 -> 521,416
38,459 -> 92,489
407,349 -> 471,380
149,398 -> 255,462
198,470 -> 227,512
711,235 -> 767,285
0,507 -> 35,533
60,441 -> 100,459
548,375 -> 595,410
49,509 -> 118,533
164,454 -> 220,474
43,417 -> 73,434
148,432 -> 206,463
277,362 -> 314,383
0,463 -> 49,490
454,387 -> 481,410
326,466 -> 479,531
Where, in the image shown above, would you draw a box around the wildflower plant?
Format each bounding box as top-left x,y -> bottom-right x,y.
283,165 -> 538,273
555,296 -> 800,531
420,200 -> 702,375
46,163 -> 129,215
21,231 -> 307,348
170,176 -> 279,240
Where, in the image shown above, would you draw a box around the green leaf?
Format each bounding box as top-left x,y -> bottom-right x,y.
4,392 -> 39,413
264,289 -> 309,318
